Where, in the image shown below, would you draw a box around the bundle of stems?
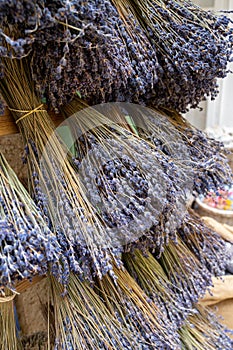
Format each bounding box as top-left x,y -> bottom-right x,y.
61,97 -> 186,348
158,238 -> 212,306
122,229 -> 226,327
29,0 -> 160,110
179,305 -> 233,349
95,266 -> 181,349
0,289 -> 19,350
0,55 -> 123,283
123,249 -> 195,328
0,56 -> 178,348
123,212 -> 228,306
113,103 -> 232,195
61,97 -> 191,251
0,152 -> 61,290
112,0 -> 233,112
0,1 -> 231,113
61,96 -> 231,277
48,274 -> 137,350
178,210 -> 229,277
122,210 -> 230,331
60,97 -> 231,336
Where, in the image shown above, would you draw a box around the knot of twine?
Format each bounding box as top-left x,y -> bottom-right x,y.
8,104 -> 46,124
0,292 -> 17,303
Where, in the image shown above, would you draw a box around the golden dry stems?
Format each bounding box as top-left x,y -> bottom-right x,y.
123,249 -> 180,307
179,305 -> 226,350
96,265 -> 172,342
48,274 -> 136,350
0,288 -> 18,350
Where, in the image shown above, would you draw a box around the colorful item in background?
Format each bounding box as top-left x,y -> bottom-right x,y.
201,185 -> 233,211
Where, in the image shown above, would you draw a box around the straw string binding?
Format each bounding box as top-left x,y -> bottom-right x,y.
8,104 -> 46,124
0,292 -> 18,303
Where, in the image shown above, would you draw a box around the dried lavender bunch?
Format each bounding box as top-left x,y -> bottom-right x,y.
179,305 -> 233,350
1,1 -> 232,111
158,239 -> 213,307
48,274 -> 138,350
133,108 -> 233,195
0,0 -> 159,110
33,0 -> 233,113
31,0 -> 160,110
0,54 -> 179,350
113,0 -> 233,112
123,249 -> 196,329
0,152 -> 62,290
0,56 -> 126,284
62,99 -> 191,252
124,212 -> 228,303
96,267 -> 181,349
166,111 -> 233,194
33,0 -> 233,112
178,210 -> 229,277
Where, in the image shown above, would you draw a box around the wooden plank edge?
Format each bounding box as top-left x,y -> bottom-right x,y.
16,276 -> 45,294
0,108 -> 65,137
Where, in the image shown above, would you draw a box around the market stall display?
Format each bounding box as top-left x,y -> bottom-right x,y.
0,0 -> 233,349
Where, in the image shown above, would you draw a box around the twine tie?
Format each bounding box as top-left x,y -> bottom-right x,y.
8,104 -> 46,124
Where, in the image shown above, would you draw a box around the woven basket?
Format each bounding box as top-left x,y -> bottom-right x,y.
195,198 -> 233,226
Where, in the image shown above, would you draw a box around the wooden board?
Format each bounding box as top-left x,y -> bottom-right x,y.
16,276 -> 45,294
0,108 -> 65,136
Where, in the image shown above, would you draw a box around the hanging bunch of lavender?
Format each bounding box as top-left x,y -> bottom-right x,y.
123,210 -> 229,314
0,152 -> 61,291
0,151 -> 146,349
112,0 -> 233,112
60,99 -> 230,327
178,210 -> 229,277
157,239 -> 213,307
48,274 -> 139,350
0,55 -> 181,348
124,208 -> 228,304
0,0 -> 159,110
179,305 -> 233,349
0,55 -> 123,284
0,5 -> 160,282
123,249 -> 196,329
127,105 -> 233,194
61,98 -> 192,252
123,246 -> 233,346
31,0 -> 161,110
96,266 -> 181,349
1,1 -> 231,112
33,0 -> 233,112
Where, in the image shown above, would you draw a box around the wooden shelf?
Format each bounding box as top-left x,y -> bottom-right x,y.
16,276 -> 45,294
0,108 -> 65,137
